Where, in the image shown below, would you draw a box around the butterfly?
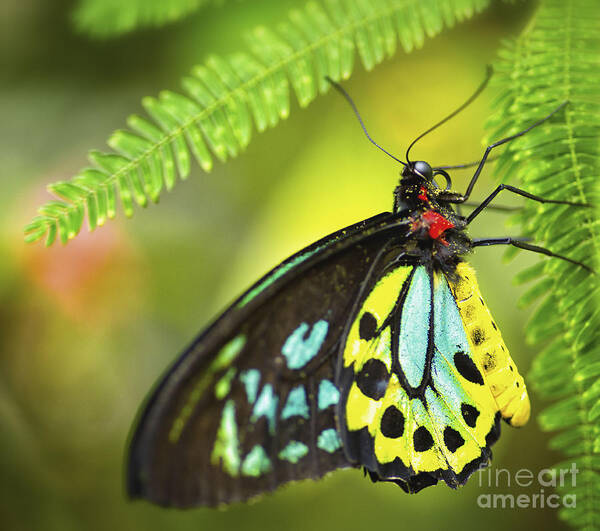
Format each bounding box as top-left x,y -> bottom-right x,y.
127,70 -> 592,508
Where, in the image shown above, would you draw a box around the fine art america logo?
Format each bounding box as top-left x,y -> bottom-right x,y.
477,464 -> 578,509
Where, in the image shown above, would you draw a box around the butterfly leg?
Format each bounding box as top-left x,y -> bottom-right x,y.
472,237 -> 595,273
465,184 -> 590,224
454,102 -> 568,202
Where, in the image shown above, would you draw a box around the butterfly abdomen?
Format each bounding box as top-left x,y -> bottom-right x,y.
448,263 -> 530,427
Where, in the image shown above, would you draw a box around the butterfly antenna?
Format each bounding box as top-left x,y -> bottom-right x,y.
434,155 -> 501,171
405,65 -> 493,163
326,76 -> 407,167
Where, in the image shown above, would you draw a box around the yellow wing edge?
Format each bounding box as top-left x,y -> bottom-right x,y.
449,262 -> 530,427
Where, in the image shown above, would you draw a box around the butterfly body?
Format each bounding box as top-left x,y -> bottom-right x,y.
127,159 -> 531,507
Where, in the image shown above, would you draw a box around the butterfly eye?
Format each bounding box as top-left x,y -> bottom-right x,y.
412,161 -> 433,180
432,169 -> 452,191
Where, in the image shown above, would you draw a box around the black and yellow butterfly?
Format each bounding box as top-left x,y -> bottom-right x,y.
127,72 -> 591,507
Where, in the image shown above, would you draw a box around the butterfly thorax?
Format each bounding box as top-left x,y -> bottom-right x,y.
393,165 -> 471,275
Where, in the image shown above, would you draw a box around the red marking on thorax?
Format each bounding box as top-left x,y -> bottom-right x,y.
421,211 -> 455,242
418,186 -> 428,202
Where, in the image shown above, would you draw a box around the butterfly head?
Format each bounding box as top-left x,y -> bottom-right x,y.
394,162 -> 455,213
402,161 -> 452,189
405,160 -> 433,181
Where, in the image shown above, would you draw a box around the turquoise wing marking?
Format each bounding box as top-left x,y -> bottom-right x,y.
431,351 -> 473,422
251,384 -> 279,434
430,273 -> 497,452
317,428 -> 342,453
431,274 -> 479,417
281,386 -> 310,420
241,445 -> 272,477
281,320 -> 329,370
318,380 -> 340,410
399,266 -> 431,388
239,369 -> 260,405
433,274 -> 471,356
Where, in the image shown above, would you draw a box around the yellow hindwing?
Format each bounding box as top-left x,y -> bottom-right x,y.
448,262 -> 530,426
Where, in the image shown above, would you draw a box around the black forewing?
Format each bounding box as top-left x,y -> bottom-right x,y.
127,211 -> 410,507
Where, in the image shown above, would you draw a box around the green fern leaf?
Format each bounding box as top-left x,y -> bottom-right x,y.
26,0 -> 490,246
72,0 -> 221,38
487,0 -> 600,527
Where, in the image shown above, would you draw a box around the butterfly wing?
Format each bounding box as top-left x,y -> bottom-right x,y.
448,263 -> 530,427
127,212 -> 408,507
337,262 -> 529,492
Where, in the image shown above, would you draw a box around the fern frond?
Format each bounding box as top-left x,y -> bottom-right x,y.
27,0 -> 490,246
487,0 -> 600,527
72,0 -> 218,38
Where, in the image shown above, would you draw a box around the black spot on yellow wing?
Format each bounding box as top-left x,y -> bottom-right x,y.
463,304 -> 475,319
413,426 -> 434,452
359,312 -> 378,341
471,328 -> 485,346
443,426 -> 465,453
460,403 -> 480,428
453,351 -> 484,385
482,352 -> 496,372
380,406 -> 405,439
356,359 -> 389,400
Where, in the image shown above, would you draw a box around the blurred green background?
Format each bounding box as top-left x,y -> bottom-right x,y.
2,0 -> 570,530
